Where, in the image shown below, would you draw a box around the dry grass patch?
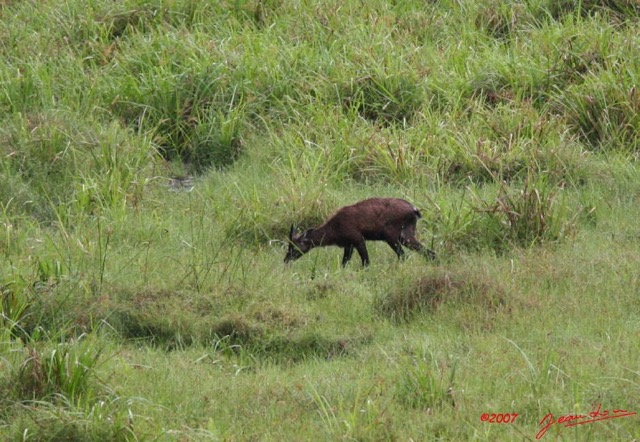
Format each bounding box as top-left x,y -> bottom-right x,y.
376,270 -> 509,324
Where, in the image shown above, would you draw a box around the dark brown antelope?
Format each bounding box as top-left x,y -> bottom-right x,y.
284,197 -> 436,267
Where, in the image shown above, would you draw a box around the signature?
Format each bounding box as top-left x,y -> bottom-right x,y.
536,404 -> 637,439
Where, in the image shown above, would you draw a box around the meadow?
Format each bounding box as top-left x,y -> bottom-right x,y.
1,0 -> 639,440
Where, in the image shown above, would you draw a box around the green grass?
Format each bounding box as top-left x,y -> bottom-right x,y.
1,0 -> 639,440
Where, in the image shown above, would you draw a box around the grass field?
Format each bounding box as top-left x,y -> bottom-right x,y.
1,0 -> 639,440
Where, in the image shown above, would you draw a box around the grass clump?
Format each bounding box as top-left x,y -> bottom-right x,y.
3,407 -> 134,442
339,74 -> 423,126
1,282 -> 32,341
560,75 -> 640,153
545,0 -> 640,23
376,270 -> 507,324
395,354 -> 457,411
429,174 -> 579,254
110,67 -> 246,173
0,314 -> 108,418
11,339 -> 103,404
466,70 -> 513,108
0,113 -> 151,222
93,5 -> 163,41
475,175 -> 577,247
475,2 -> 525,40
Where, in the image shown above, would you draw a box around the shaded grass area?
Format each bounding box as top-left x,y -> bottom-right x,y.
102,287 -> 367,362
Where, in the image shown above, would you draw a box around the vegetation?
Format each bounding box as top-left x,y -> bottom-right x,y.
1,0 -> 638,440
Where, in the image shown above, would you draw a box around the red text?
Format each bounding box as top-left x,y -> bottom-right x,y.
536,404 -> 637,439
480,413 -> 518,424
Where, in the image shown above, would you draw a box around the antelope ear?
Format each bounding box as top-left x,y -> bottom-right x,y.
289,224 -> 295,240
